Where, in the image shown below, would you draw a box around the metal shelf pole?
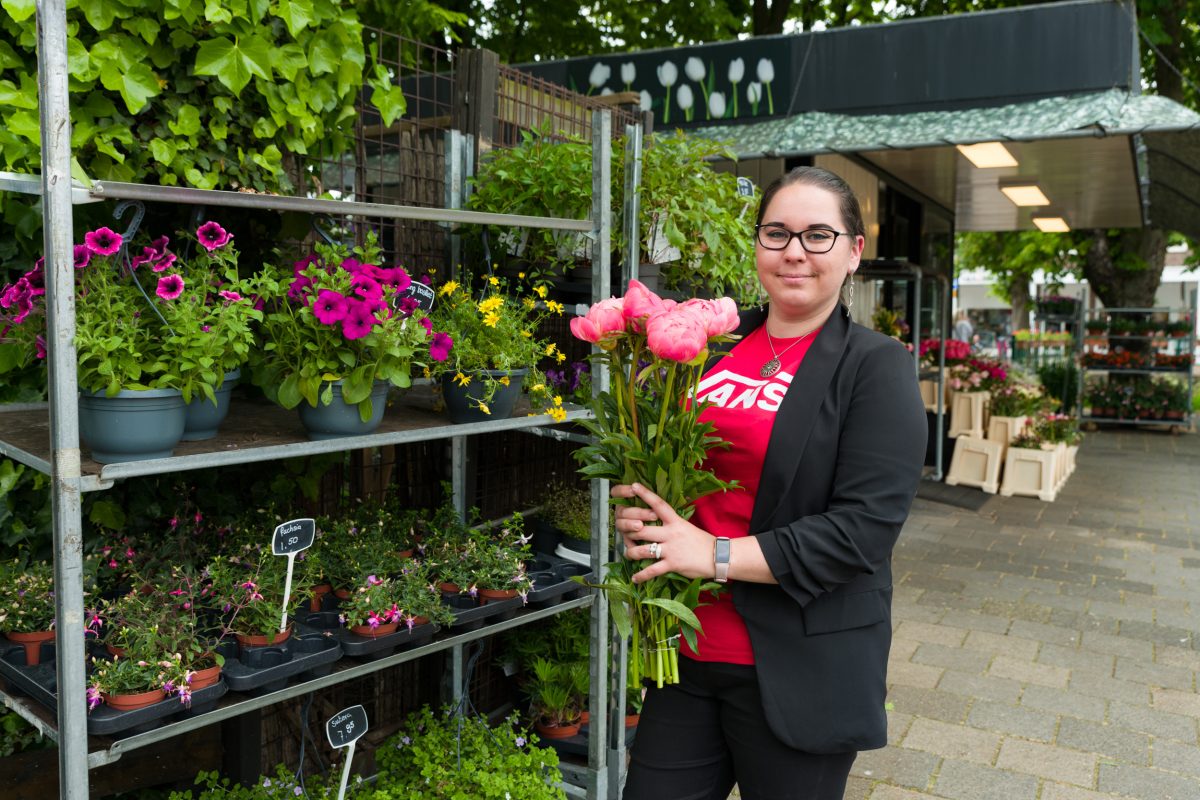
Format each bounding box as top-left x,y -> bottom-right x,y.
588,110 -> 612,800
36,2 -> 89,797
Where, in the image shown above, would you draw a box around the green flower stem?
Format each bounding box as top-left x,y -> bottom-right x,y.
657,363 -> 676,447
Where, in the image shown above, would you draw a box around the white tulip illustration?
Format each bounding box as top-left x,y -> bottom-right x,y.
657,61 -> 678,124
621,62 -> 636,91
600,87 -> 613,96
709,91 -> 726,119
685,56 -> 711,119
588,62 -> 612,94
728,58 -> 745,117
756,58 -> 776,114
677,84 -> 695,122
639,90 -> 652,111
747,81 -> 762,116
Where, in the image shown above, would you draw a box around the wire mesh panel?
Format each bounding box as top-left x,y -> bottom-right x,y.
494,64 -> 639,146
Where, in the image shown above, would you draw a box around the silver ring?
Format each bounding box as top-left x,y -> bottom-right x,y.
648,542 -> 662,560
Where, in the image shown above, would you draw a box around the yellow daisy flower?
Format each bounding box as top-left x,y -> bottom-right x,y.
556,352 -> 566,363
477,402 -> 491,415
499,376 -> 511,387
531,383 -> 546,393
521,330 -> 532,338
544,343 -> 557,356
454,372 -> 471,387
547,300 -> 565,315
483,311 -> 501,328
489,276 -> 499,286
522,297 -> 536,310
553,395 -> 563,406
439,281 -> 459,297
547,406 -> 567,422
518,272 -> 526,279
534,285 -> 548,299
478,296 -> 504,314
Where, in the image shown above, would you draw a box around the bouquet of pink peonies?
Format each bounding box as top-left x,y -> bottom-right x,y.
570,280 -> 740,686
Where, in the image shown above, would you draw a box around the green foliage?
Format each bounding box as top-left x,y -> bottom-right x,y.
0,557 -> 56,632
1034,360 -> 1079,414
0,706 -> 48,757
0,458 -> 53,560
0,0 -> 370,193
373,706 -> 565,800
169,763 -> 346,800
539,482 -> 591,542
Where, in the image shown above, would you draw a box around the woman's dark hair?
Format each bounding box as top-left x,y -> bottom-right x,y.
755,166 -> 866,239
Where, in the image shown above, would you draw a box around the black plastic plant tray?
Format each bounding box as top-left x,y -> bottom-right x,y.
298,611 -> 438,661
443,595 -> 524,632
525,555 -> 594,607
216,628 -> 342,695
0,644 -> 227,737
535,722 -> 637,757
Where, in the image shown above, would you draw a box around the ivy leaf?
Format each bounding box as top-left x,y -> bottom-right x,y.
0,40 -> 23,70
66,39 -> 97,81
99,60 -> 161,114
213,95 -> 233,114
275,0 -> 314,37
76,0 -> 121,31
122,16 -> 161,45
0,78 -> 36,109
252,116 -> 278,138
6,110 -> 39,143
367,66 -> 406,127
203,0 -> 233,24
194,36 -> 272,96
168,103 -> 201,136
0,0 -> 36,23
209,118 -> 227,140
88,499 -> 126,531
95,137 -> 127,164
270,43 -> 307,82
307,30 -> 337,76
149,138 -> 177,167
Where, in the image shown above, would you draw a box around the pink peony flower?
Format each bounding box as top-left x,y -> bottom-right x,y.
84,227 -> 122,256
621,279 -> 667,332
312,290 -> 348,324
196,221 -> 232,251
341,299 -> 378,340
646,306 -> 709,363
679,297 -> 739,337
155,274 -> 185,300
570,296 -> 627,348
430,332 -> 453,361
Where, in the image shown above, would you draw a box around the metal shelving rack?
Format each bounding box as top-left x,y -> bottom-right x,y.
1076,304 -> 1197,431
6,5 -> 627,797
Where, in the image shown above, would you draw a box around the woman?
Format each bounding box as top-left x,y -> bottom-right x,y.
615,166 -> 927,800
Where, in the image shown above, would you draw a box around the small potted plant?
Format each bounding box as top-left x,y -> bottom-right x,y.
86,653 -> 192,713
0,559 -> 57,666
250,232 -> 451,439
538,482 -> 592,557
426,275 -> 562,423
206,548 -> 292,650
466,515 -> 536,604
337,574 -> 406,637
527,657 -> 584,739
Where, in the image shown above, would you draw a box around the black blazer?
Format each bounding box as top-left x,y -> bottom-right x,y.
713,304 -> 927,754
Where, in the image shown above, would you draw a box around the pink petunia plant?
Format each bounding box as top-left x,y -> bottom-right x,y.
250,232 -> 448,421
569,280 -> 740,687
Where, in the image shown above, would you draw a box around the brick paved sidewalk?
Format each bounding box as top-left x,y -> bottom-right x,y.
728,429 -> 1200,800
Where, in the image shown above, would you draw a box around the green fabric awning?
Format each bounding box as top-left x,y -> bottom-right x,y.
691,89 -> 1200,157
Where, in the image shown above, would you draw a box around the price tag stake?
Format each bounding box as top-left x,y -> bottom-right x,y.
271,518 -> 315,632
327,704 -> 369,800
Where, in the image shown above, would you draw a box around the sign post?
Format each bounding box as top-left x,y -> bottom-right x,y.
326,704 -> 369,800
271,518 -> 315,633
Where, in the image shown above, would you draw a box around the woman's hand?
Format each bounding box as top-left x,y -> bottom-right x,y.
611,482 -> 715,583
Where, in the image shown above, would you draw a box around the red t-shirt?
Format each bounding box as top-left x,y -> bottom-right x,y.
681,324 -> 817,665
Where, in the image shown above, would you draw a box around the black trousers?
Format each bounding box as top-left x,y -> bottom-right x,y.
622,658 -> 856,800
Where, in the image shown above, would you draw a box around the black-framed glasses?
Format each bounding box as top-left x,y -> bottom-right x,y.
755,224 -> 851,253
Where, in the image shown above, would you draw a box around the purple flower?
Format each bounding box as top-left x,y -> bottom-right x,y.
293,254 -> 319,274
350,274 -> 383,304
377,265 -> 412,291
219,290 -> 243,302
397,296 -> 419,315
430,332 -> 453,362
73,245 -> 91,269
515,735 -> 526,747
197,221 -> 232,251
35,335 -> 46,360
151,251 -> 178,273
287,275 -> 313,301
156,274 -> 184,300
341,299 -> 378,340
312,290 -> 348,324
418,316 -> 432,334
84,227 -> 122,256
340,257 -> 365,274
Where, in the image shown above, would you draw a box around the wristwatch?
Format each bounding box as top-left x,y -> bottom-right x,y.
714,537 -> 731,583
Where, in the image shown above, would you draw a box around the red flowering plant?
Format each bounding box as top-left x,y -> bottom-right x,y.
250,232 -> 451,421
568,280 -> 740,687
918,337 -> 972,366
0,223 -> 259,401
947,357 -> 1009,393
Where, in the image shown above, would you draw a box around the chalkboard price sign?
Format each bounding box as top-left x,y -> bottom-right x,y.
326,705 -> 369,749
272,518 -> 315,556
736,177 -> 755,197
397,281 -> 436,312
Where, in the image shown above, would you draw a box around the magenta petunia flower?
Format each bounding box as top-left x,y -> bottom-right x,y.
219,290 -> 243,302
84,227 -> 122,256
287,275 -> 314,301
339,257 -> 365,274
350,274 -> 383,304
396,296 -> 419,316
340,299 -> 378,340
151,251 -> 177,273
293,254 -> 319,275
196,221 -> 232,251
73,245 -> 91,269
156,274 -> 185,300
34,335 -> 47,360
312,290 -> 348,325
419,316 -> 432,334
430,332 -> 453,362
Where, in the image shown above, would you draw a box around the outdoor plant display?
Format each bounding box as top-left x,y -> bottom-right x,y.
538,482 -> 592,552
871,306 -> 910,341
86,652 -> 193,711
987,382 -> 1046,418
206,546 -> 293,646
946,357 -> 1008,393
251,233 -> 450,421
427,275 -> 562,419
169,764 -> 345,800
0,558 -> 56,636
1034,294 -> 1080,318
337,563 -> 452,634
373,705 -> 566,800
526,657 -> 587,736
428,514 -> 536,603
0,223 -> 259,401
569,280 -> 740,686
918,337 -> 971,365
